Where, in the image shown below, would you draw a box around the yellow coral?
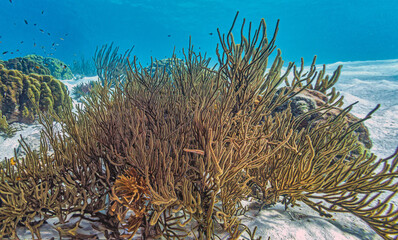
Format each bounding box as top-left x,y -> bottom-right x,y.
111,168 -> 151,235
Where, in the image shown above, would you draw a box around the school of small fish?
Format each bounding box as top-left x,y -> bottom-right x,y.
2,1 -> 215,59
1,0 -> 69,57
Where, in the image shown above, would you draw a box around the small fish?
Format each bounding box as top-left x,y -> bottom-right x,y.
34,23 -> 37,26
63,65 -> 67,69
41,10 -> 44,14
209,32 -> 213,35
168,35 -> 171,37
39,29 -> 44,32
16,177 -> 21,181
34,42 -> 36,47
65,33 -> 68,36
41,46 -> 44,49
35,66 -> 40,69
10,157 -> 16,165
47,32 -> 50,36
20,41 -> 23,43
10,52 -> 13,54
52,42 -> 55,46
60,38 -> 64,40
24,19 -> 28,25
16,49 -> 19,52
2,51 -> 8,54
9,0 -> 12,3
45,63 -> 48,66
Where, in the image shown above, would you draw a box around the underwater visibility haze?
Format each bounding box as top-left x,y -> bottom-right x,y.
0,0 -> 398,239
0,0 -> 398,64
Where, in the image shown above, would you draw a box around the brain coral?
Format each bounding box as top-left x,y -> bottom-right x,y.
0,64 -> 72,123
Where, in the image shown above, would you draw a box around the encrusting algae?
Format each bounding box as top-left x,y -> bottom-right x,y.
0,12 -> 398,240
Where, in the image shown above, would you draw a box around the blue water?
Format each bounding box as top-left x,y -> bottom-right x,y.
0,0 -> 397,66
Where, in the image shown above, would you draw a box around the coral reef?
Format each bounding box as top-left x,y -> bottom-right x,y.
0,57 -> 50,75
25,54 -> 74,80
272,87 -> 373,158
0,64 -> 72,124
0,55 -> 74,80
1,13 -> 398,240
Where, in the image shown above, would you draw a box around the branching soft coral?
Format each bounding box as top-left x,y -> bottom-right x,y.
1,11 -> 397,240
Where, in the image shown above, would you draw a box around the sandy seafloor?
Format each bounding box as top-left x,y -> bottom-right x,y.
1,59 -> 398,239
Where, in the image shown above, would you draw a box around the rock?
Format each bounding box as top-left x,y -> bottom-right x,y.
273,87 -> 372,151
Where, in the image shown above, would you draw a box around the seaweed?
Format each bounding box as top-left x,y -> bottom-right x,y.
1,12 -> 397,240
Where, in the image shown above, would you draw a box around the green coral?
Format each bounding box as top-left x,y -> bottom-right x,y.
1,55 -> 74,80
0,57 -> 50,75
0,64 -> 72,123
25,54 -> 73,80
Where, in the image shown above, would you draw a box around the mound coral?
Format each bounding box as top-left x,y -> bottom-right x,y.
1,55 -> 74,80
0,13 -> 397,240
0,57 -> 50,75
25,54 -> 74,80
0,64 -> 72,123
